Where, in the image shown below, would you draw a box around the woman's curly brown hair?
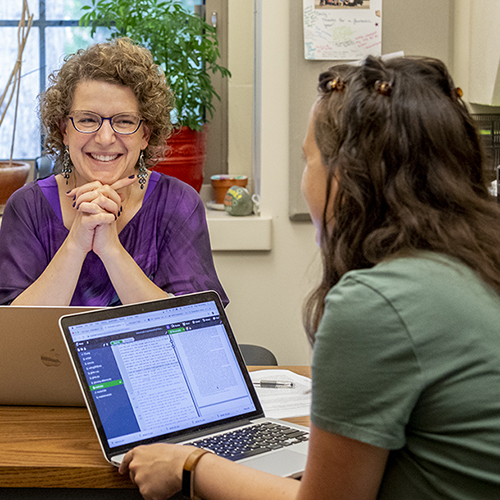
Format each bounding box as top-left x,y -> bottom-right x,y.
39,37 -> 174,172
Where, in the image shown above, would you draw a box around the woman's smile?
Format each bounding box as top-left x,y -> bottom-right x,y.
88,153 -> 121,162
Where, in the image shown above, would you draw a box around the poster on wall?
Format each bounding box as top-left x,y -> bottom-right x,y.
304,0 -> 382,60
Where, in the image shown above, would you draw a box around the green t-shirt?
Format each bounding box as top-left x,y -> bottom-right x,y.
311,253 -> 500,499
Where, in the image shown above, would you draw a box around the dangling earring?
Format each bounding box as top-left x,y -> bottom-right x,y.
62,145 -> 73,184
137,151 -> 147,190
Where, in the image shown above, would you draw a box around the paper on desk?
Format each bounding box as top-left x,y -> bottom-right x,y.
250,369 -> 312,419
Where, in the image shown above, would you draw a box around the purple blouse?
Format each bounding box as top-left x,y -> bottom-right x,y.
0,172 -> 228,307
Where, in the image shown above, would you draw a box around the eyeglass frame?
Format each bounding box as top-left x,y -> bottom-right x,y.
67,110 -> 144,135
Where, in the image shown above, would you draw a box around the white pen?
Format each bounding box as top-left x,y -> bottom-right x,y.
253,380 -> 295,388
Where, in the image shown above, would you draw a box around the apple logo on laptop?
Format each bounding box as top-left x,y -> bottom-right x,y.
41,348 -> 62,367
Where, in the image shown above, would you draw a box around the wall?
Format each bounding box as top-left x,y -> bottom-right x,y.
468,1 -> 500,106
453,0 -> 500,112
214,0 -> 476,365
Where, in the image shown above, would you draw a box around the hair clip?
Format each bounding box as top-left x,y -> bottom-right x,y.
452,87 -> 463,100
374,80 -> 392,97
326,77 -> 345,92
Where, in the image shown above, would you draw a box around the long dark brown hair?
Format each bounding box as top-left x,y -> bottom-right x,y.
303,55 -> 500,343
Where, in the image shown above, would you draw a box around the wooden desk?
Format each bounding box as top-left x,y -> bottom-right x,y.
0,366 -> 310,497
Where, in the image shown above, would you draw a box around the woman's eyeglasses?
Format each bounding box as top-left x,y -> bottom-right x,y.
68,111 -> 143,135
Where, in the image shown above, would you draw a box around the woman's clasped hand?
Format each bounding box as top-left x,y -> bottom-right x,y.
64,175 -> 136,256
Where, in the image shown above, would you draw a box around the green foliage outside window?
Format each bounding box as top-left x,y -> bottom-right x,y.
80,0 -> 231,131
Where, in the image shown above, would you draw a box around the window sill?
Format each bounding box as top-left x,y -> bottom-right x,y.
205,209 -> 272,251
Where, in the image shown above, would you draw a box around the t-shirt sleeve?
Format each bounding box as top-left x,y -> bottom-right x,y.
311,275 -> 422,450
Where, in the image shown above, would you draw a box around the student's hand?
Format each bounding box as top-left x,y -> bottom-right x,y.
119,444 -> 196,500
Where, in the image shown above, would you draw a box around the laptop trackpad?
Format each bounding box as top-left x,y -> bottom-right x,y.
239,449 -> 307,477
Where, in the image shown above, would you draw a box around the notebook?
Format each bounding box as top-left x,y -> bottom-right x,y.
0,305 -> 102,406
59,291 -> 309,477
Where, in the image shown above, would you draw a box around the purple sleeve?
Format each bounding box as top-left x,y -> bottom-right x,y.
149,176 -> 229,306
0,182 -> 64,304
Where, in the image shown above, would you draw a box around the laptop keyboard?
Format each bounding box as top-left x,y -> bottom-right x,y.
189,422 -> 309,461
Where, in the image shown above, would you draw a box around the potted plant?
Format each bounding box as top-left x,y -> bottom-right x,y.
0,0 -> 33,213
80,0 -> 231,191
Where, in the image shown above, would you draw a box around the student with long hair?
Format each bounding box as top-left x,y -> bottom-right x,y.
119,55 -> 500,500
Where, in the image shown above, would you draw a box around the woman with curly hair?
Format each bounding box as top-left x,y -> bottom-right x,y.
0,38 -> 228,307
119,56 -> 500,499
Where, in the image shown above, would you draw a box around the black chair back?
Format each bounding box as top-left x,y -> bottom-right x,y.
239,344 -> 278,366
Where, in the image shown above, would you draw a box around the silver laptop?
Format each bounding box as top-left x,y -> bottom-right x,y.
59,291 -> 309,477
0,306 -> 102,406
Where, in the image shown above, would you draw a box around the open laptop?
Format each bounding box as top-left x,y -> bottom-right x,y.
0,306 -> 102,406
59,291 -> 309,477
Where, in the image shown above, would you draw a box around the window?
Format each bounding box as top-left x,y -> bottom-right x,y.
0,0 -> 229,178
0,1 -> 110,160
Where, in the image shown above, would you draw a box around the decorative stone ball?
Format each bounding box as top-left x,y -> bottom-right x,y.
224,186 -> 253,216
211,175 -> 248,204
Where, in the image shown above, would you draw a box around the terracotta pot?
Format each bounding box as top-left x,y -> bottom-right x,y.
0,161 -> 31,214
152,126 -> 206,192
211,175 -> 248,204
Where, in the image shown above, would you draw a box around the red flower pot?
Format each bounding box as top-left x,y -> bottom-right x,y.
152,126 -> 206,192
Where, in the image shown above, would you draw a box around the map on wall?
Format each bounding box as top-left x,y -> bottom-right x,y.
303,0 -> 382,60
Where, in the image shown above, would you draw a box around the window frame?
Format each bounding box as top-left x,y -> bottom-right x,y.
202,0 -> 229,179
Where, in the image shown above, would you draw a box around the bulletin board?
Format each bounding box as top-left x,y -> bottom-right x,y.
289,0 -> 454,221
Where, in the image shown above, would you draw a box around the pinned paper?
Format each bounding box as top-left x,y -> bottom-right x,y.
304,0 -> 382,60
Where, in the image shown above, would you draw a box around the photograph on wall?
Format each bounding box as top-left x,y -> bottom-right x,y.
304,0 -> 382,60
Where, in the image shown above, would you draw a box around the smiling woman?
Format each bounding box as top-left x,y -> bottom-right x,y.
61,81 -> 150,189
0,38 -> 228,308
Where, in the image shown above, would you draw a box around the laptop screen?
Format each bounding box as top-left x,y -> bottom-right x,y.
61,292 -> 262,456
